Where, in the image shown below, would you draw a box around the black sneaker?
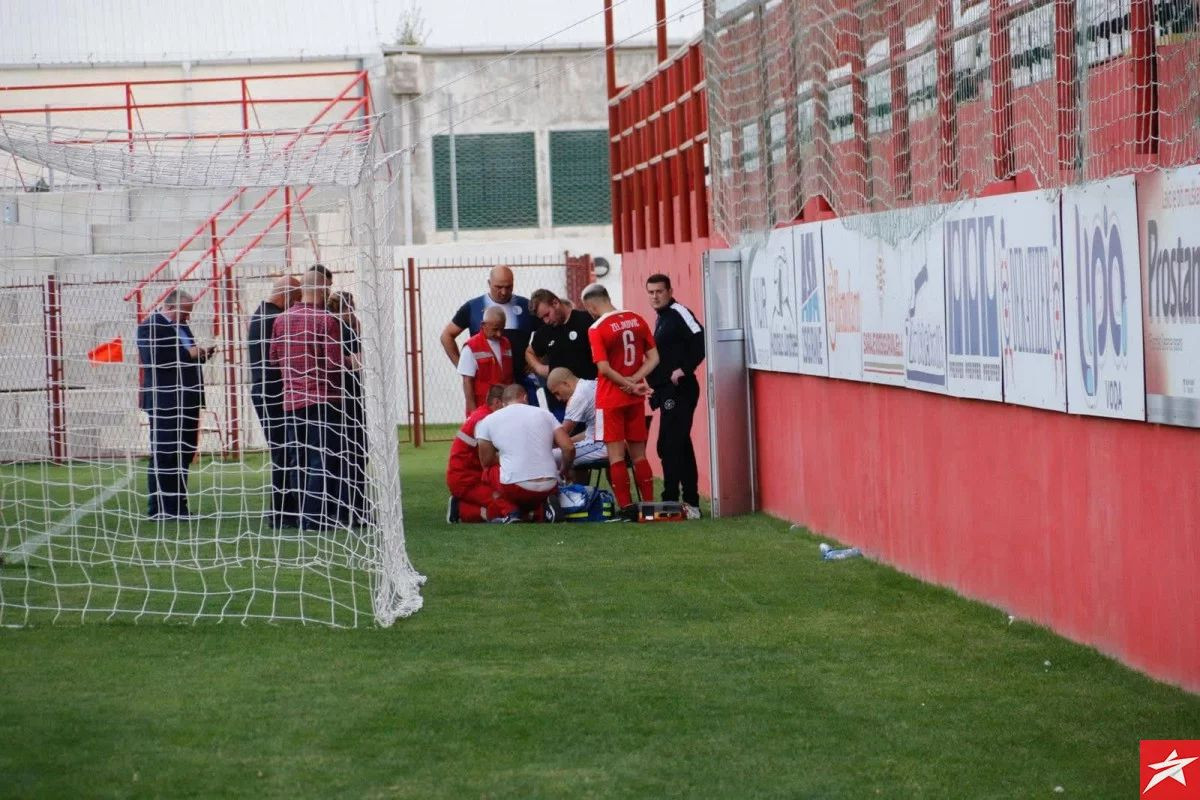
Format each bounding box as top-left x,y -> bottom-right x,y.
446,497 -> 460,524
543,496 -> 561,523
489,512 -> 522,524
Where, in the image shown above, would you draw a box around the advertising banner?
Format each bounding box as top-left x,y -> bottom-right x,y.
859,221 -> 907,386
1138,165 -> 1200,425
943,196 -> 1004,401
745,227 -> 800,373
822,218 -> 864,381
996,190 -> 1068,411
1062,175 -> 1146,421
903,220 -> 948,393
793,223 -> 830,376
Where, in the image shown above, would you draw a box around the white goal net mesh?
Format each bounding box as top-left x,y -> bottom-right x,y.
0,116 -> 423,627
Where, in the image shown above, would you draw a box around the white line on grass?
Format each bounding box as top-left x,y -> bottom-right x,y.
3,472 -> 134,565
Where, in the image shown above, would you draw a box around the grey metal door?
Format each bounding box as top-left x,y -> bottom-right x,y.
702,248 -> 756,517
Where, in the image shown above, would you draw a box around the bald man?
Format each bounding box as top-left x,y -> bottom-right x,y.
457,305 -> 512,417
547,367 -> 608,472
248,274 -> 303,527
440,265 -> 541,406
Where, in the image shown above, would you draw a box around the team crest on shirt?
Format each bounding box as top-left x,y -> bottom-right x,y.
569,331 -> 578,340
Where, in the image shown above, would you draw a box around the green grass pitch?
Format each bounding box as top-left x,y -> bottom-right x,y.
1,439 -> 1197,798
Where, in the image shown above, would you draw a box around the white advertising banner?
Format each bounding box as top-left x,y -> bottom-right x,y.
903,220 -> 948,393
793,223 -> 830,376
943,196 -> 1004,401
1062,175 -> 1146,421
858,220 -> 907,386
1138,165 -> 1200,425
996,190 -> 1068,411
822,218 -> 864,381
745,227 -> 800,373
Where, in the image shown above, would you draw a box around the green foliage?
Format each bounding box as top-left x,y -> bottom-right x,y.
1,441 -> 1197,798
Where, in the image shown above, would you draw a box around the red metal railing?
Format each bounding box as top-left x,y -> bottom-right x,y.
123,70 -> 371,313
0,70 -> 370,148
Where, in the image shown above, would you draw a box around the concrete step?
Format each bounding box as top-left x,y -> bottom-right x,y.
91,219 -> 288,255
127,186 -> 349,222
53,247 -> 289,279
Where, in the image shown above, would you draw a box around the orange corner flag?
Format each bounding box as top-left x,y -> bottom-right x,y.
88,336 -> 124,364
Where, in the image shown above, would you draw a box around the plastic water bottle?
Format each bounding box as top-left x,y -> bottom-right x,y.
819,543 -> 862,560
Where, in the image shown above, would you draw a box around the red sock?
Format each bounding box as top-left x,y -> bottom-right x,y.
632,458 -> 654,503
609,463 -> 632,508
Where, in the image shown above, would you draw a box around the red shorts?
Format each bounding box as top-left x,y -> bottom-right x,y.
594,403 -> 648,444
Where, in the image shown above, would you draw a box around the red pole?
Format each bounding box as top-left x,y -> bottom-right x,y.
42,275 -> 67,463
656,0 -> 668,63
690,47 -> 709,239
1130,0 -> 1159,155
240,78 -> 250,158
284,186 -> 293,270
222,266 -> 240,458
989,2 -> 1015,180
604,0 -> 618,100
1054,0 -> 1079,171
935,0 -> 958,194
888,7 -> 911,200
406,257 -> 423,448
125,83 -> 134,153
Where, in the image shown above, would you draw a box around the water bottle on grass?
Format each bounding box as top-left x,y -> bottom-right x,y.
819,543 -> 862,560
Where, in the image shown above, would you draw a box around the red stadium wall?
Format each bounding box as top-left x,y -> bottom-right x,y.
610,11 -> 1199,691
620,237 -> 716,498
750,373 -> 1200,692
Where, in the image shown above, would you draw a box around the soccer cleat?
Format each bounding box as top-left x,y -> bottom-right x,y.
489,512 -> 522,524
446,496 -> 460,524
683,504 -> 702,520
543,496 -> 561,524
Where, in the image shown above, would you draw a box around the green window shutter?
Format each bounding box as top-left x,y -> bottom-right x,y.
549,130 -> 612,226
433,132 -> 538,230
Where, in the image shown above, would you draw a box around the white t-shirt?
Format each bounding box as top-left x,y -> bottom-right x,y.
475,403 -> 560,485
457,338 -> 503,378
563,379 -> 597,441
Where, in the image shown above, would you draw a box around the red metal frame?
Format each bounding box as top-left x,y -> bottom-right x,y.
607,38 -> 710,255
406,257 -> 424,448
124,70 -> 370,313
42,275 -> 67,463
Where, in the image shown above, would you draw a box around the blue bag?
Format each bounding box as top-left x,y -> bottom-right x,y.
557,483 -> 615,522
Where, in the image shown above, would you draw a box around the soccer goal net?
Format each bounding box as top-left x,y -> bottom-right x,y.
0,113 -> 423,627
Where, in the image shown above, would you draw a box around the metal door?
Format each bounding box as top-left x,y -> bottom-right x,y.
702,248 -> 756,517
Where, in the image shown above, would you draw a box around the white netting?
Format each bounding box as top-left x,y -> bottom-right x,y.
704,0 -> 1200,245
0,119 -> 423,627
0,116 -> 376,189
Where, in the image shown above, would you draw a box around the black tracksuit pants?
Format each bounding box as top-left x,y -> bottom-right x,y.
655,378 -> 700,507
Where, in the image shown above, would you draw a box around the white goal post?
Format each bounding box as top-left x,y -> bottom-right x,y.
0,114 -> 423,627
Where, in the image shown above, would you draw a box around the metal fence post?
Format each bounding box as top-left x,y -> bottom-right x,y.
42,275 -> 67,463
406,257 -> 424,447
447,95 -> 459,241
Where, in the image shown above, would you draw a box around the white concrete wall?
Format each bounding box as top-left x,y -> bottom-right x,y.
385,45 -> 664,247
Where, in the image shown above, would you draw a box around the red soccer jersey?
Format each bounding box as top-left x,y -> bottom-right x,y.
588,309 -> 656,410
